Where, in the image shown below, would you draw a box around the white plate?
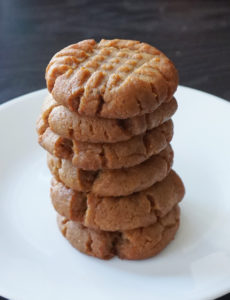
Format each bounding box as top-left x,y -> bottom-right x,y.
0,86 -> 230,300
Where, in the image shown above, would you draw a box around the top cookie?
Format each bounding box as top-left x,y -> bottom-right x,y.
46,39 -> 178,119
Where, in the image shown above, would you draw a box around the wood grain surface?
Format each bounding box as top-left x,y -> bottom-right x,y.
0,0 -> 230,299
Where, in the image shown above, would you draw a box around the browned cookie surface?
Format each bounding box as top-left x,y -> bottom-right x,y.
46,39 -> 178,119
38,119 -> 173,170
58,205 -> 180,260
51,170 -> 185,231
39,94 -> 177,143
47,144 -> 173,197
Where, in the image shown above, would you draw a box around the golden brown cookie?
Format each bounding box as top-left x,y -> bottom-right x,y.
38,120 -> 173,170
51,170 -> 185,231
47,144 -> 173,197
57,205 -> 180,260
38,94 -> 177,143
46,39 -> 178,119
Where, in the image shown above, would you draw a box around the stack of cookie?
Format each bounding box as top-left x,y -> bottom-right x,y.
37,39 -> 185,260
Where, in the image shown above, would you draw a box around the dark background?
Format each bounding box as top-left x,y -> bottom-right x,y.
0,0 -> 230,299
1,0 -> 230,104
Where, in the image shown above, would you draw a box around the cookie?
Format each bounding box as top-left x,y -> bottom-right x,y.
39,94 -> 177,143
38,120 -> 173,170
47,144 -> 173,197
51,170 -> 184,231
46,39 -> 178,119
57,205 -> 180,260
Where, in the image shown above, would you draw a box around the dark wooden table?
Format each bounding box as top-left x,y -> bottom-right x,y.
0,0 -> 229,299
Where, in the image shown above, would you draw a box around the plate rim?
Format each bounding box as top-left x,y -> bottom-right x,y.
0,85 -> 230,300
0,85 -> 229,112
